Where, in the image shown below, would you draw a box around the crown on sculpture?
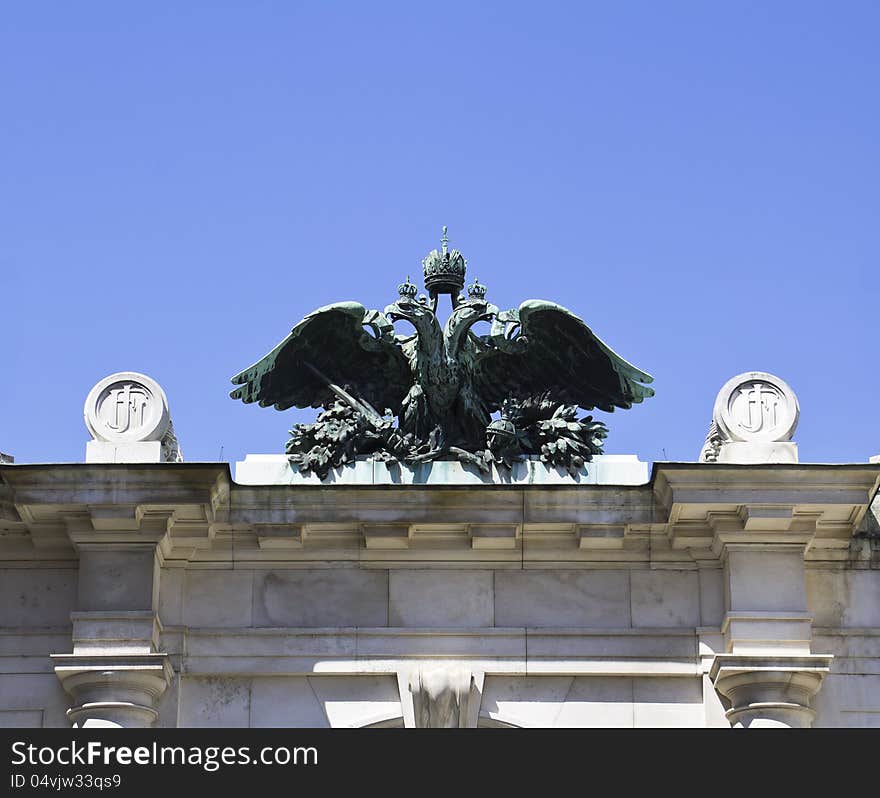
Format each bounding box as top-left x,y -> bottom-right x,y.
422,226 -> 466,297
467,277 -> 487,300
397,276 -> 418,299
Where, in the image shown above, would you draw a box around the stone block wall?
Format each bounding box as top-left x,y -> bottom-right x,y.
1,462 -> 878,728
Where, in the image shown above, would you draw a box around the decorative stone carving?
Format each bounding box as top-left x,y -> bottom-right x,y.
399,665 -> 484,728
84,372 -> 183,463
160,420 -> 183,463
699,371 -> 799,464
52,653 -> 172,728
710,654 -> 832,728
698,419 -> 724,463
85,372 -> 170,443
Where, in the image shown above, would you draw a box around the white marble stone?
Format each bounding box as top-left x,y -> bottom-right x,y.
84,371 -> 182,463
157,568 -> 185,627
698,567 -> 725,626
2,458 -> 879,728
53,652 -> 171,727
249,677 -> 329,728
701,673 -> 730,727
480,676 -> 575,728
85,372 -> 170,444
721,547 -> 813,655
400,665 -> 483,727
523,628 -> 698,665
77,550 -> 155,612
179,676 -> 251,727
709,653 -> 831,727
155,671 -> 179,728
85,441 -> 162,464
0,710 -> 43,727
717,441 -> 798,464
234,453 -> 649,486
252,570 -> 388,627
714,371 -> 799,443
807,569 -> 880,628
836,571 -> 880,627
0,673 -> 72,728
726,549 -> 807,614
633,676 -> 703,727
350,628 -> 526,662
480,675 -> 706,727
552,677 -> 635,727
812,673 -> 880,728
0,568 -> 77,627
494,570 -> 630,627
308,675 -> 402,728
700,371 -> 800,463
631,570 -> 700,628
71,611 -> 159,655
183,571 -> 253,627
388,570 -> 493,627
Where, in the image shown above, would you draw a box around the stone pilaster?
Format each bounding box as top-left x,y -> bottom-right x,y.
709,510 -> 831,727
55,512 -> 172,727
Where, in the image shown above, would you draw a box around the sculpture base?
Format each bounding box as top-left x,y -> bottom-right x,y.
716,441 -> 798,465
86,441 -> 163,463
234,454 -> 648,486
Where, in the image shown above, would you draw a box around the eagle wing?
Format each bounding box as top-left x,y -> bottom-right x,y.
474,300 -> 654,413
230,302 -> 412,412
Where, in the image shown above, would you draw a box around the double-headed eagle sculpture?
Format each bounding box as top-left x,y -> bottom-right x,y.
231,229 -> 654,478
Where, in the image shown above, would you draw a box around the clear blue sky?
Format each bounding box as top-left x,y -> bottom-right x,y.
2,2 -> 877,467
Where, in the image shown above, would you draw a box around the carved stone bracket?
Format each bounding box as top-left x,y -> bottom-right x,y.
709,654 -> 832,728
397,665 -> 484,728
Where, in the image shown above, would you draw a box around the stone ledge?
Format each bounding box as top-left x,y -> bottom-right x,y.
234,454 -> 649,486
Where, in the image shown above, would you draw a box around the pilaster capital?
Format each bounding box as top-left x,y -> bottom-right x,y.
709,653 -> 832,728
52,653 -> 172,728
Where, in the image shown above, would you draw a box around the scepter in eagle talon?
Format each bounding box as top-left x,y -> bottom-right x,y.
230,228 -> 654,479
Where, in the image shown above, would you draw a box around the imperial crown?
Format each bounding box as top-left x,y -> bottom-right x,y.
422,226 -> 466,297
397,276 -> 418,299
467,277 -> 487,300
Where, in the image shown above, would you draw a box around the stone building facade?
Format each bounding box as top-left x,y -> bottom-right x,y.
1,449 -> 879,728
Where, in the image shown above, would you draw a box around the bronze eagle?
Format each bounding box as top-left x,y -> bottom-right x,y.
230,234 -> 653,477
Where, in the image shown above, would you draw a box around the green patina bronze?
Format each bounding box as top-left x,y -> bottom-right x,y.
230,230 -> 654,478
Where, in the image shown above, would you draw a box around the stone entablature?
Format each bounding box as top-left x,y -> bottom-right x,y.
0,461 -> 878,728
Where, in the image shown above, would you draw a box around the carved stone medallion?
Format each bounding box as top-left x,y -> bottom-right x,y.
84,372 -> 171,444
712,371 -> 799,444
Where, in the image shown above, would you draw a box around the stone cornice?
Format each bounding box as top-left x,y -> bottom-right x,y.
653,462 -> 880,555
652,462 -> 880,510
2,461 -> 878,563
0,463 -> 231,506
